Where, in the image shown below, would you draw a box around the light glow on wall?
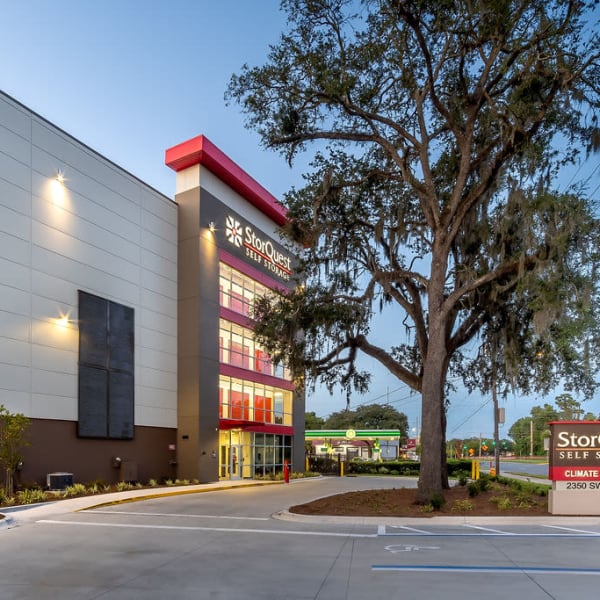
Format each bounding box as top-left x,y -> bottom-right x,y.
49,171 -> 69,209
45,170 -> 73,225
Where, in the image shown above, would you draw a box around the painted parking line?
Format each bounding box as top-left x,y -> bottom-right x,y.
542,524 -> 600,535
463,524 -> 510,534
372,564 -> 600,575
385,525 -> 434,535
89,510 -> 269,521
37,519 -> 377,538
384,544 -> 440,553
377,525 -> 600,537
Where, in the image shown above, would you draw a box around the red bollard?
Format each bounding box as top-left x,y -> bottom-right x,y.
283,459 -> 290,484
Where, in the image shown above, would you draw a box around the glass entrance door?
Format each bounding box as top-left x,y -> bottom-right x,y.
230,444 -> 242,479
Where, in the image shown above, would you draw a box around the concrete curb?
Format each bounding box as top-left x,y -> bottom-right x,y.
0,514 -> 16,530
274,509 -> 600,527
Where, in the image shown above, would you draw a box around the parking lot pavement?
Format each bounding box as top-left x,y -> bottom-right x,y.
4,477 -> 600,599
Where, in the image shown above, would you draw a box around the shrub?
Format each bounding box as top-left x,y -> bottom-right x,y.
490,495 -> 512,510
477,474 -> 491,492
17,488 -> 46,504
64,483 -> 87,497
452,499 -> 474,512
86,483 -> 101,495
0,490 -> 14,507
467,482 -> 480,497
430,493 -> 445,510
455,471 -> 469,486
116,481 -> 133,492
86,479 -> 107,489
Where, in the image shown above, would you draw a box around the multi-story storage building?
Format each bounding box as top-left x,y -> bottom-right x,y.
0,90 -> 304,487
165,135 -> 304,483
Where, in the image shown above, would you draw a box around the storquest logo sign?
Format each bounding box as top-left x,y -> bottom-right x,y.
549,421 -> 600,481
224,214 -> 292,281
225,216 -> 243,248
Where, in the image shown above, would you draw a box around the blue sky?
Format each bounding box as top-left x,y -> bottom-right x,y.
2,1 -> 599,440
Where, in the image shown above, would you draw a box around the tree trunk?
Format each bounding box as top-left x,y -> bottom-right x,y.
416,333 -> 449,503
417,255 -> 450,503
5,468 -> 13,498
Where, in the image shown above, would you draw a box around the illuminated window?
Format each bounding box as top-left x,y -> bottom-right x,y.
219,263 -> 269,317
219,319 -> 290,379
219,376 -> 291,425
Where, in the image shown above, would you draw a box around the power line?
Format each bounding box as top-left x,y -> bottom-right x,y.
450,397 -> 492,434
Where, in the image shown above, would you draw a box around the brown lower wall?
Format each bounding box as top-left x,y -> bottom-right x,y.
10,418 -> 177,488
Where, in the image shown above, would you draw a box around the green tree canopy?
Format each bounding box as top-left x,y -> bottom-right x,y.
554,393 -> 584,420
0,405 -> 30,497
305,411 -> 326,429
229,0 -> 600,502
508,403 -> 558,454
324,403 -> 409,435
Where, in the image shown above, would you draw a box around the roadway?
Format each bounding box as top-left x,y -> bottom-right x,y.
2,476 -> 599,599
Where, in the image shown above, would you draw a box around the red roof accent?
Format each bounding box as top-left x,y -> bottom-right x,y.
165,134 -> 287,226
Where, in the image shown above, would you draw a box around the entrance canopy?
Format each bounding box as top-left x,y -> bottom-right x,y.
305,429 -> 402,441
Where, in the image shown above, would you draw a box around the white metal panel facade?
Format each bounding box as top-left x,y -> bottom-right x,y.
0,91 -> 177,429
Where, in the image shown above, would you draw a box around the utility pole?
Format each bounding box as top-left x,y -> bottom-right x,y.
490,339 -> 500,476
530,418 -> 534,457
493,374 -> 500,476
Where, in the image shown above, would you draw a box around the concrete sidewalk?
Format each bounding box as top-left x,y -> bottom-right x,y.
0,479 -> 280,530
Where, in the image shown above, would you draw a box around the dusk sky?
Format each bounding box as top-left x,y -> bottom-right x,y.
2,1 -> 599,440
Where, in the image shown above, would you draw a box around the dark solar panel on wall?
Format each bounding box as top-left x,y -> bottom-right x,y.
78,290 -> 134,440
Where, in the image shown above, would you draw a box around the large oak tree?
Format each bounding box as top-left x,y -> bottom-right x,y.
228,0 -> 600,502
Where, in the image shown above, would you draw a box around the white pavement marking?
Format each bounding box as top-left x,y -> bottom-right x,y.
372,565 -> 600,575
385,525 -> 435,535
37,519 -> 377,538
372,529 -> 600,537
463,524 -> 510,534
542,524 -> 600,535
89,510 -> 269,521
384,544 -> 440,553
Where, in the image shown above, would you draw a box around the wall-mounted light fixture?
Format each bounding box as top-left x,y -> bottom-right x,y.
55,315 -> 69,328
208,221 -> 216,233
54,309 -> 72,329
56,169 -> 65,184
